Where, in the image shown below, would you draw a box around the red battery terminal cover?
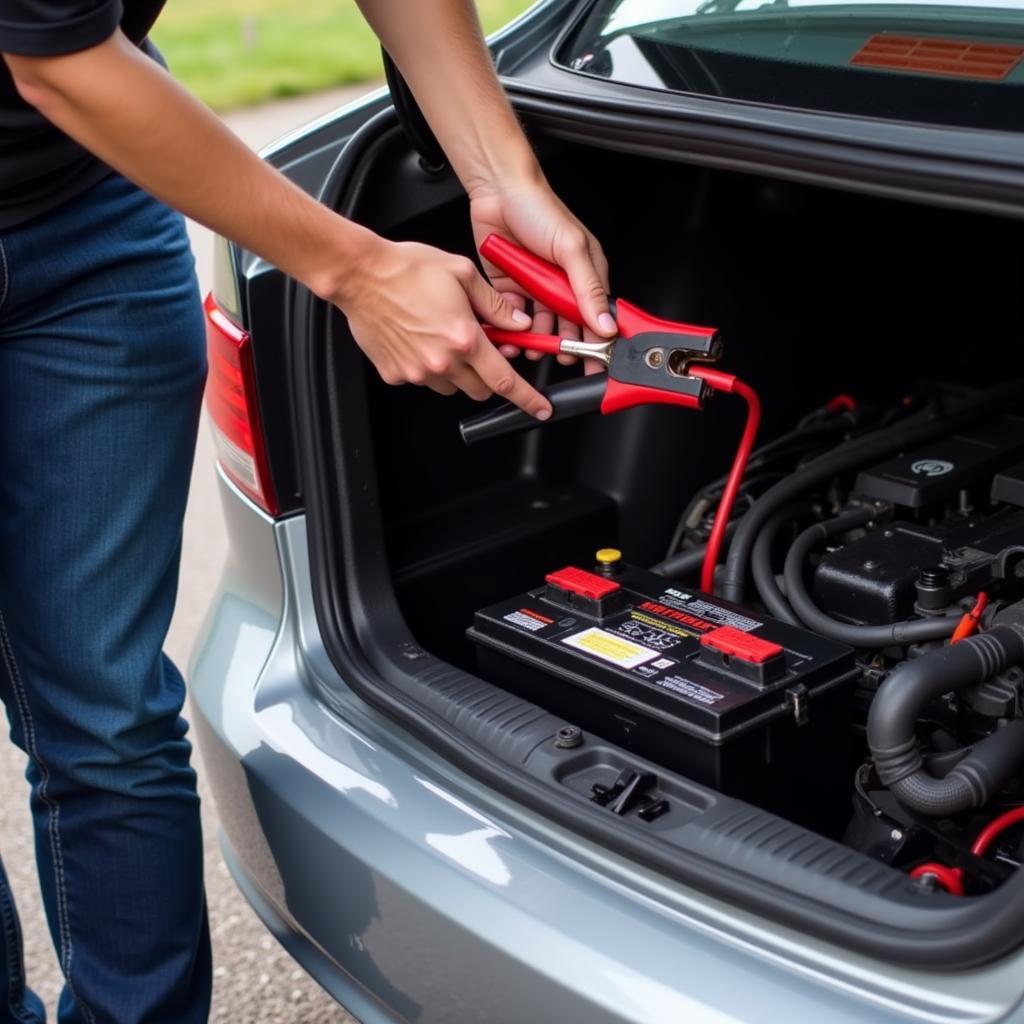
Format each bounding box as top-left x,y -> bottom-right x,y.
545,567 -> 621,600
701,626 -> 783,664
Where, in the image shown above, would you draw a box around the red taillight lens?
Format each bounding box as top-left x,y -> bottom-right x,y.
204,293 -> 279,515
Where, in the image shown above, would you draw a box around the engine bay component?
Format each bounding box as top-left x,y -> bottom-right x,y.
992,461 -> 1024,508
785,507 -> 963,647
814,506 -> 1024,625
468,560 -> 857,817
721,379 -> 1024,605
868,621 -> 1024,816
854,416 -> 1024,509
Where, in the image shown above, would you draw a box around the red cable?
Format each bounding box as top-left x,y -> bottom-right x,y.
909,863 -> 964,896
689,367 -> 762,594
951,591 -> 988,644
971,806 -> 1024,858
825,393 -> 857,414
906,804 -> 1024,896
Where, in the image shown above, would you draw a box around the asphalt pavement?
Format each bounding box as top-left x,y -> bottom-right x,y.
0,83 -> 377,1024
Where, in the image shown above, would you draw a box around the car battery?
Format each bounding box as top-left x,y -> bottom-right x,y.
468,558 -> 859,819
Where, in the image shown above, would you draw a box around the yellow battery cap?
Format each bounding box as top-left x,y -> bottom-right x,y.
595,548 -> 622,565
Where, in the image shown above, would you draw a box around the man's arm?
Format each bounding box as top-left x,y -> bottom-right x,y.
356,0 -> 615,342
4,31 -> 553,417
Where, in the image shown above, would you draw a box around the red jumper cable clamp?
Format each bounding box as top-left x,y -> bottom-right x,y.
459,234 -> 761,593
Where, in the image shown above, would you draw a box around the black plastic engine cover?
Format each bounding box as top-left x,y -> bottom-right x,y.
854,415 -> 1024,510
815,509 -> 1024,624
814,523 -> 945,624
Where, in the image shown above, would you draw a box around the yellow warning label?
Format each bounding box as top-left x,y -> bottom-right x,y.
630,610 -> 694,638
561,627 -> 658,669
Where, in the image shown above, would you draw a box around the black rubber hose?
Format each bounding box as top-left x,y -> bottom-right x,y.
867,625 -> 1024,816
651,519 -> 738,578
718,381 -> 1024,603
783,507 -> 962,646
750,505 -> 805,625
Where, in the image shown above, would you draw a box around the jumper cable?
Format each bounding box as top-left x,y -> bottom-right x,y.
460,234 -> 761,593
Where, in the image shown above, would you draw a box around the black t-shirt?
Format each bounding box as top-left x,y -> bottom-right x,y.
0,0 -> 166,229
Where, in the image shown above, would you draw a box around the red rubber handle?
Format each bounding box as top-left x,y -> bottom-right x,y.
480,234 -> 584,326
482,325 -> 563,356
600,378 -> 704,416
615,298 -> 719,344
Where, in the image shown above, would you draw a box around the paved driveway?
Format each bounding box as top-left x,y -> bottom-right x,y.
0,84 -> 375,1024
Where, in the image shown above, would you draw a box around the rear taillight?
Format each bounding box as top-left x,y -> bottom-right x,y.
204,293 -> 279,516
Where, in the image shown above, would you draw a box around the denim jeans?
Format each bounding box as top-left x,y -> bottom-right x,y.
0,174 -> 211,1023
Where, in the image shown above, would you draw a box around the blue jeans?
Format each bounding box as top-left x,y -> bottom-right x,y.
0,174 -> 211,1023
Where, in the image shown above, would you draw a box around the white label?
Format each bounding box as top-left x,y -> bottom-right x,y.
561,627 -> 659,669
657,675 -> 725,705
652,657 -> 675,670
681,599 -> 762,633
503,609 -> 551,632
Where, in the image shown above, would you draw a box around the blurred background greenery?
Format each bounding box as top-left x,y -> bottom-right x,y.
153,0 -> 534,111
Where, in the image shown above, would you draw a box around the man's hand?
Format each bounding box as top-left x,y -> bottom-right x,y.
471,178 -> 613,374
332,237 -> 552,417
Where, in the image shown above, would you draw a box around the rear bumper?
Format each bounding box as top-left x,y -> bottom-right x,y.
188,476 -> 1024,1024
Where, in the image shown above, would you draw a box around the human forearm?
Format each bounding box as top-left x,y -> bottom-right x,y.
4,30 -> 372,301
4,26 -> 557,417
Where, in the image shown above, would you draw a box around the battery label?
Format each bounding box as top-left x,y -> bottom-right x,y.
656,675 -> 725,705
638,600 -> 715,634
612,618 -> 681,651
628,609 -> 692,640
657,590 -> 762,633
562,627 -> 659,669
503,608 -> 553,632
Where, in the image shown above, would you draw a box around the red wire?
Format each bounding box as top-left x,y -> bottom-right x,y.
689,367 -> 762,594
825,393 -> 857,414
909,863 -> 964,896
905,804 -> 1024,896
971,806 -> 1024,858
951,591 -> 988,644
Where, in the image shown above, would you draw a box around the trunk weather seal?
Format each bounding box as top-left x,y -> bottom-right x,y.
292,108 -> 1024,970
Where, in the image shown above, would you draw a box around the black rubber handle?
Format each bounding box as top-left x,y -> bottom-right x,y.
459,376 -> 606,445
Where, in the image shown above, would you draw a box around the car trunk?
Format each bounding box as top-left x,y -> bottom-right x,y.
376,142 -> 1021,653
294,111 -> 1024,967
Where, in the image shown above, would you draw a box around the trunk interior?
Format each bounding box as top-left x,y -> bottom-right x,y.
307,119 -> 1024,959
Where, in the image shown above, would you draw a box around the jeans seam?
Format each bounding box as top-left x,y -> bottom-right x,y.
0,611 -> 96,1024
0,876 -> 34,1024
0,238 -> 9,313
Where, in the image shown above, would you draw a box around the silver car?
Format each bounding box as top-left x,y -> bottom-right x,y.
191,1 -> 1024,1020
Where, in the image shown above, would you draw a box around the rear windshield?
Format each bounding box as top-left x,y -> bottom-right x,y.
558,1 -> 1024,130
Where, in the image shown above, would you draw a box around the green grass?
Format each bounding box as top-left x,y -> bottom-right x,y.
152,0 -> 534,111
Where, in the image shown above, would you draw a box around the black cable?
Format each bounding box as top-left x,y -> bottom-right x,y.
782,507 -> 961,647
663,419 -> 852,559
719,380 -> 1024,603
750,505 -> 805,625
651,519 -> 739,578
